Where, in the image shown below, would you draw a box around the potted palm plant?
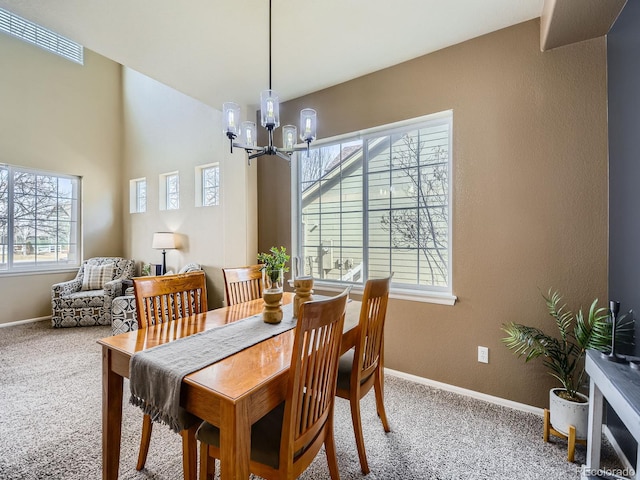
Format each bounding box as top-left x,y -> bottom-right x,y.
502,289 -> 633,440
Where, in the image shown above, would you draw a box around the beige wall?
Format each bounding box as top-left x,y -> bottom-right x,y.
121,69 -> 257,308
0,34 -> 124,325
258,19 -> 609,407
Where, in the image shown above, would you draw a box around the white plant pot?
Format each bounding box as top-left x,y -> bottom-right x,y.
549,388 -> 589,440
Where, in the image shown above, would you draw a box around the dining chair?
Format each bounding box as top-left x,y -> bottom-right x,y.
222,264 -> 263,306
196,288 -> 350,480
336,276 -> 392,474
132,270 -> 208,478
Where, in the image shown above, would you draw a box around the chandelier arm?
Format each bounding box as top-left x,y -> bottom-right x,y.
275,151 -> 292,162
232,141 -> 252,150
248,149 -> 268,160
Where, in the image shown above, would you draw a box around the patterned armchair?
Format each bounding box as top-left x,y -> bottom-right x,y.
111,263 -> 202,335
51,257 -> 135,328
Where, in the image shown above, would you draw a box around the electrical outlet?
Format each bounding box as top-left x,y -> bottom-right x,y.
478,346 -> 489,364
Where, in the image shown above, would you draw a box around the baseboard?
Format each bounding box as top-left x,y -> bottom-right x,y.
0,315 -> 50,328
385,367 -> 544,416
603,424 -> 635,474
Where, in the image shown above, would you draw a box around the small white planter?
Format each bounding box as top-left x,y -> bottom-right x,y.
549,388 -> 589,440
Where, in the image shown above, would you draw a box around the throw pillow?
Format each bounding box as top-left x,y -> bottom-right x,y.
81,263 -> 115,291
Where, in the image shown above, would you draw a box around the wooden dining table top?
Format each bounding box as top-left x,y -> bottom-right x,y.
98,291 -> 361,405
98,291 -> 362,480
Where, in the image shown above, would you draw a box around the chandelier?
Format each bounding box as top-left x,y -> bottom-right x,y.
222,0 -> 317,164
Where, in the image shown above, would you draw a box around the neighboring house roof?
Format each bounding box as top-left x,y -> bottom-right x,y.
302,137 -> 388,208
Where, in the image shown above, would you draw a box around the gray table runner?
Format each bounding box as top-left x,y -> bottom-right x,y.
129,302 -> 296,433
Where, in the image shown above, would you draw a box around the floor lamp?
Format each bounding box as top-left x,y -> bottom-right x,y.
152,232 -> 177,275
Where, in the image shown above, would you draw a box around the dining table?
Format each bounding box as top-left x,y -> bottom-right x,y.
98,291 -> 361,480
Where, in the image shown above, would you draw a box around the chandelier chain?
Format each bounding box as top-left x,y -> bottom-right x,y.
268,0 -> 272,91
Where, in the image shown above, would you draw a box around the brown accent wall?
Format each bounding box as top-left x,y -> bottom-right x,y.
258,19 -> 608,407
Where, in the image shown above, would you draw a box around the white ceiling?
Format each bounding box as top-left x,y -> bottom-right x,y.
0,0 -> 544,110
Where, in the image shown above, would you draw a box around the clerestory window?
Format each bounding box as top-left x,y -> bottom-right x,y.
129,178 -> 146,214
0,8 -> 84,64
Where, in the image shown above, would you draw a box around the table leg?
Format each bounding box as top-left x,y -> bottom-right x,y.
219,398 -> 251,479
102,346 -> 123,480
181,424 -> 198,480
586,378 -> 603,470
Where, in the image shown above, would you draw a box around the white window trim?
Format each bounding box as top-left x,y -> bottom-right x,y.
0,164 -> 82,273
195,163 -> 220,207
129,177 -> 146,214
290,110 -> 456,306
159,171 -> 179,211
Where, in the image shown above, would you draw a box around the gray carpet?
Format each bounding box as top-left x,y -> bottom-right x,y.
0,320 -> 623,480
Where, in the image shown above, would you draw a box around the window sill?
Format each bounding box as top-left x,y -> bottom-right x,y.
288,280 -> 457,306
0,267 -> 79,277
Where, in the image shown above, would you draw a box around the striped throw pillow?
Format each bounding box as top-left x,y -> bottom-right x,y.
81,263 -> 115,291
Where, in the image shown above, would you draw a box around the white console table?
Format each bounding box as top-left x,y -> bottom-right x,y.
585,350 -> 640,479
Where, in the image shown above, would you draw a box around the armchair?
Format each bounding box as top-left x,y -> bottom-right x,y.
111,263 -> 202,335
51,257 -> 135,328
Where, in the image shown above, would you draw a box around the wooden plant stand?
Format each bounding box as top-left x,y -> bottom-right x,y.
543,408 -> 587,462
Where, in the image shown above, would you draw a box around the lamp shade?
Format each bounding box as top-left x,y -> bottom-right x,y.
152,232 -> 177,250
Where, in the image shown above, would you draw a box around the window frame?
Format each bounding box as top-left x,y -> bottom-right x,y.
290,110 -> 456,305
159,171 -> 179,211
195,163 -> 220,207
129,177 -> 146,214
0,7 -> 84,65
0,164 -> 81,273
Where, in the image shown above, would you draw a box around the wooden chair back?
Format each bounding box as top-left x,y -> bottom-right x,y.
355,276 -> 391,380
222,264 -> 263,306
276,289 -> 349,478
133,271 -> 207,329
196,288 -> 348,480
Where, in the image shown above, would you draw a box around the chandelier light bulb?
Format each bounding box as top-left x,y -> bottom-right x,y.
241,121 -> 257,148
300,108 -> 317,143
222,102 -> 241,137
282,125 -> 297,150
260,90 -> 280,129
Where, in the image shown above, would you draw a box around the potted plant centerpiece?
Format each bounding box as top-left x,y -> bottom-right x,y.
257,246 -> 290,324
502,289 -> 633,441
258,246 -> 290,292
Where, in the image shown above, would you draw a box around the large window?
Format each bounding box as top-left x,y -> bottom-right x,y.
0,165 -> 80,271
293,111 -> 453,302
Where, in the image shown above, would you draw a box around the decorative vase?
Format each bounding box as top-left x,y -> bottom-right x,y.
549,388 -> 589,440
293,276 -> 314,318
262,290 -> 283,324
262,268 -> 284,293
